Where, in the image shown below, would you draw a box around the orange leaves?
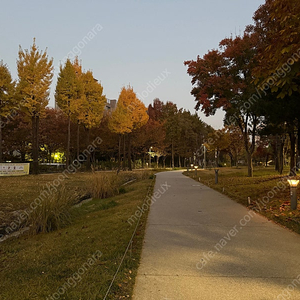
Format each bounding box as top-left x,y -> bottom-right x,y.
108,86 -> 149,135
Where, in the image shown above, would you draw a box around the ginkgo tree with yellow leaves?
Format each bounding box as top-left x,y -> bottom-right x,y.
17,40 -> 53,174
79,70 -> 106,170
55,58 -> 83,167
109,86 -> 149,170
0,61 -> 15,162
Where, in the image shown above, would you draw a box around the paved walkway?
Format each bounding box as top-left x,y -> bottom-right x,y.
132,171 -> 300,300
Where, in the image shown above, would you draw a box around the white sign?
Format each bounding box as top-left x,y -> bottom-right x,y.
0,163 -> 30,176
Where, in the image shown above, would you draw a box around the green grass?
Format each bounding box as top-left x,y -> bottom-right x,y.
0,170 -> 156,299
184,166 -> 300,234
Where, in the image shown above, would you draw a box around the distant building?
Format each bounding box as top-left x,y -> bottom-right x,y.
105,99 -> 117,112
55,98 -> 117,114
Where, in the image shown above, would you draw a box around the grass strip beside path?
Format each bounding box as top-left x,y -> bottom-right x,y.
184,167 -> 300,234
0,172 -> 155,299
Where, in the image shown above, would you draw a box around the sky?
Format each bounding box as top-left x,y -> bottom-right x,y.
0,0 -> 265,129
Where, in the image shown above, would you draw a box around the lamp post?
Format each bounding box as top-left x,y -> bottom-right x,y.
149,146 -> 152,169
190,164 -> 194,174
202,144 -> 206,169
194,165 -> 199,176
288,179 -> 299,210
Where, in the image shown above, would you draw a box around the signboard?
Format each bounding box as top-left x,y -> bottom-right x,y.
0,163 -> 30,176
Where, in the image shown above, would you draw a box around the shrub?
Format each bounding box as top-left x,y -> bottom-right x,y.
89,173 -> 120,199
27,185 -> 76,234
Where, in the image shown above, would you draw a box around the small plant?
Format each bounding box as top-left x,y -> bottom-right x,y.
27,185 -> 76,234
89,172 -> 120,199
119,186 -> 126,194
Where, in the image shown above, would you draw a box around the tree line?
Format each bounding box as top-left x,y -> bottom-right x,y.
0,40 -> 217,173
185,0 -> 300,176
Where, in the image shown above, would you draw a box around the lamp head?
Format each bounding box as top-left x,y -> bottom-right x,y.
288,179 -> 299,188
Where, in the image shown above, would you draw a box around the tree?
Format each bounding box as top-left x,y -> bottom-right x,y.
108,86 -> 148,170
185,32 -> 260,177
55,59 -> 82,167
79,70 -> 106,170
252,0 -> 300,98
225,126 -> 244,167
250,0 -> 300,175
17,39 -> 53,174
0,61 -> 15,162
39,108 -> 68,162
3,111 -> 31,162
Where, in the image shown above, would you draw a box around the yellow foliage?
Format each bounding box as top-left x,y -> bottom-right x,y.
108,86 -> 149,135
17,39 -> 53,118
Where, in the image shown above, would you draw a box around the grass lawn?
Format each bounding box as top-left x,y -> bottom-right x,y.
184,166 -> 300,234
0,170 -> 155,299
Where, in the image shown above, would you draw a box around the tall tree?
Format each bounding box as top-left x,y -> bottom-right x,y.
55,59 -> 82,167
0,61 -> 15,162
108,86 -> 148,170
251,0 -> 300,174
79,70 -> 106,170
185,32 -> 260,177
17,39 -> 53,174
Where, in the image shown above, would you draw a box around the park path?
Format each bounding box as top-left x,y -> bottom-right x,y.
132,170 -> 300,300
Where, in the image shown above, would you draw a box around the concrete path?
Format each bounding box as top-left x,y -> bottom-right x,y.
132,171 -> 300,300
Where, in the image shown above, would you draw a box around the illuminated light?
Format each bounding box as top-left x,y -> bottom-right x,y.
287,180 -> 299,188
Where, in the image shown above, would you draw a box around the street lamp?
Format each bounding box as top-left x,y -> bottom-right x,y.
149,147 -> 152,169
190,164 -> 194,173
288,179 -> 299,210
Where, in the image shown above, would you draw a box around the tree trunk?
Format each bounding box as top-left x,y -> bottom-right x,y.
86,128 -> 91,171
156,155 -> 159,168
178,155 -> 181,168
142,153 -> 145,169
128,134 -> 132,171
21,150 -> 26,162
0,115 -> 2,163
289,131 -> 296,176
247,152 -> 253,177
278,140 -> 284,175
163,157 -> 166,169
133,153 -> 136,170
118,134 -> 121,170
77,121 -> 80,159
265,154 -> 269,167
32,116 -> 39,175
122,134 -> 126,170
66,115 -> 71,168
171,140 -> 174,169
297,126 -> 300,171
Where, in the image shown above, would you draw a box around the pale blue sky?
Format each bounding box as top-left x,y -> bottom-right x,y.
0,0 -> 265,129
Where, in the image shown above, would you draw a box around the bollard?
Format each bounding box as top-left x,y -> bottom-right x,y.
215,169 -> 219,184
288,180 -> 299,210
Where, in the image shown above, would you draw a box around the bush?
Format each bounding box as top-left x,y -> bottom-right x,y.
119,186 -> 126,194
27,185 -> 76,234
88,173 -> 120,199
